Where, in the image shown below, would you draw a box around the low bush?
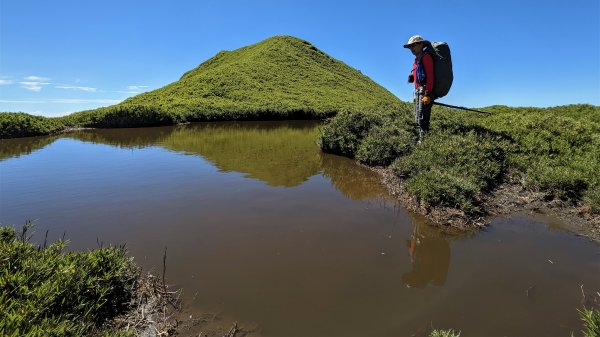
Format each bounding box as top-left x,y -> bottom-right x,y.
355,123 -> 415,166
0,223 -> 137,336
318,109 -> 382,157
321,103 -> 600,215
0,113 -> 65,138
391,130 -> 506,212
64,105 -> 184,129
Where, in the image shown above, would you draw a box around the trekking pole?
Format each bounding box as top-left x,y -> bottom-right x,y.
433,101 -> 491,114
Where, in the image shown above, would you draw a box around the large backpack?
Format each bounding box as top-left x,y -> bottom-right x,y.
425,42 -> 453,99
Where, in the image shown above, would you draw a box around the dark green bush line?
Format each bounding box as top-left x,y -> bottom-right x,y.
0,106 -> 333,139
319,104 -> 600,215
0,222 -> 137,337
0,113 -> 66,138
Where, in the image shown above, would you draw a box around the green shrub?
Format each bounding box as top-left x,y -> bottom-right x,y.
390,130 -> 506,212
66,105 -> 184,128
322,103 -> 600,216
0,113 -> 65,138
355,123 -> 415,166
405,170 -> 480,212
0,223 -> 137,336
318,109 -> 381,157
525,158 -> 588,200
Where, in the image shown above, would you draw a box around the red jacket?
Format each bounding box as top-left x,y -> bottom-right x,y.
412,53 -> 434,94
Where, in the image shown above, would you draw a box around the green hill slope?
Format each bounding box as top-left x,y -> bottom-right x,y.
62,35 -> 402,129
124,36 -> 400,118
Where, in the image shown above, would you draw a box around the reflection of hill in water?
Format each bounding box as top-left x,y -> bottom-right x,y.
0,127 -> 178,161
161,121 -> 322,187
0,136 -> 58,161
66,127 -> 177,149
1,121 -> 392,200
319,152 -> 388,200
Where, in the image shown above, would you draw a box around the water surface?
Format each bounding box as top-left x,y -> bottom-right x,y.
1,121 -> 598,337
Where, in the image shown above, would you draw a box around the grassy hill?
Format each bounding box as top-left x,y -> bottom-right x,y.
114,35 -> 401,120
0,36 -> 402,138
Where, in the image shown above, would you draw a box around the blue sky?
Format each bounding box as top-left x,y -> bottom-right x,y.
1,0 -> 598,117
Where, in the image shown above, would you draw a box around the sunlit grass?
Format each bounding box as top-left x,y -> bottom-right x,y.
320,103 -> 600,215
0,222 -> 136,336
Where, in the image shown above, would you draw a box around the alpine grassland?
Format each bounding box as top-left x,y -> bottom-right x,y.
1,36 -> 399,139
319,103 -> 600,217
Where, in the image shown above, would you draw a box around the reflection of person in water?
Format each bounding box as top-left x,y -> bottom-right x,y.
402,219 -> 451,288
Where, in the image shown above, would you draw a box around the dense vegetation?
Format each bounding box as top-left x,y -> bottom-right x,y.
0,223 -> 137,336
0,113 -> 65,138
0,35 -> 400,139
320,103 -> 600,216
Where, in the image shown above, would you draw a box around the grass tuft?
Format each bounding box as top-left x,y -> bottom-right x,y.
429,329 -> 461,337
0,222 -> 137,336
579,307 -> 600,337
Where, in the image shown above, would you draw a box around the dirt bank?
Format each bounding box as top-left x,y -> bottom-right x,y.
371,166 -> 600,243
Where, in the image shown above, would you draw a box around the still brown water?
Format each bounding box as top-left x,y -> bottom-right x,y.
1,121 -> 598,337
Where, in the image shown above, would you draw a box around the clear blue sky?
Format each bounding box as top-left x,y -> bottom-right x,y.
1,0 -> 598,117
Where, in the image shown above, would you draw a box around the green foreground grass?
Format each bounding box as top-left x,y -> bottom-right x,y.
0,223 -> 137,337
320,103 -> 600,216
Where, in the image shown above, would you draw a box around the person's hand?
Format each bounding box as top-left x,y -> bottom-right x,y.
421,95 -> 431,105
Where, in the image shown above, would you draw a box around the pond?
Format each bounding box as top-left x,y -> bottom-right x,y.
1,121 -> 598,337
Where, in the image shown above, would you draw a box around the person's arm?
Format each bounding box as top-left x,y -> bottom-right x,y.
423,53 -> 434,95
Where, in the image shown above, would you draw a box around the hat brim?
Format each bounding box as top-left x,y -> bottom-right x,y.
403,40 -> 428,48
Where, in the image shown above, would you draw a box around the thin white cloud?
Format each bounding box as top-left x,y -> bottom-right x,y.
0,98 -> 122,104
56,85 -> 97,92
24,76 -> 50,82
0,79 -> 13,85
20,75 -> 51,91
20,83 -> 43,92
116,90 -> 141,94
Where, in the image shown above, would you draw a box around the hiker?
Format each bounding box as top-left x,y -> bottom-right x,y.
404,35 -> 434,142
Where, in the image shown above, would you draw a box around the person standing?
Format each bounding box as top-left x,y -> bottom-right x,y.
404,35 -> 434,142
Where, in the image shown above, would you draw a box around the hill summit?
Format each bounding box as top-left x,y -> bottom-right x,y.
72,36 -> 401,125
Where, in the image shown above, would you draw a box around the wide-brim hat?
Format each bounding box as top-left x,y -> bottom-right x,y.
403,35 -> 428,48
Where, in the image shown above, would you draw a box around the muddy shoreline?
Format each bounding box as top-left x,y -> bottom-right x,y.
370,166 -> 600,244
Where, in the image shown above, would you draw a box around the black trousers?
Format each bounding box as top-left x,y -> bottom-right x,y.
414,87 -> 432,138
